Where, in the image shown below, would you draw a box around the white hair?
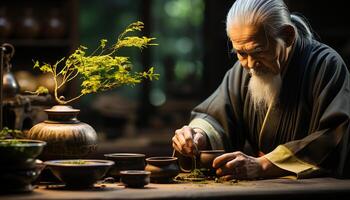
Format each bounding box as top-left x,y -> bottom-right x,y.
227,0 -> 314,109
226,0 -> 313,40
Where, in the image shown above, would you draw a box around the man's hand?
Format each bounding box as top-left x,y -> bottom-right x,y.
172,126 -> 208,156
213,151 -> 291,180
213,151 -> 264,180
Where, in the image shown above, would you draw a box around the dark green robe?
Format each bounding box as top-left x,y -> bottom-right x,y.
191,36 -> 350,178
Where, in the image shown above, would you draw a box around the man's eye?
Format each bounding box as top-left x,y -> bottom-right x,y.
252,51 -> 263,57
255,47 -> 263,52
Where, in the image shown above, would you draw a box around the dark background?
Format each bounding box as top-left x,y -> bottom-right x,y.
1,0 -> 349,156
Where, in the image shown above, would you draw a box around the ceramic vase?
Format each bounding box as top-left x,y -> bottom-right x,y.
26,105 -> 98,160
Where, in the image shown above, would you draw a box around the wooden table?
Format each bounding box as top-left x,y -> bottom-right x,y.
1,178 -> 350,200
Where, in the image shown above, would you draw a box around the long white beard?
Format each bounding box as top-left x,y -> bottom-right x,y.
248,69 -> 282,110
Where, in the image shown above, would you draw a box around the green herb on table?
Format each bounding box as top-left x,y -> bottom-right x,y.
187,168 -> 205,179
214,177 -> 239,184
61,160 -> 89,165
174,156 -> 206,183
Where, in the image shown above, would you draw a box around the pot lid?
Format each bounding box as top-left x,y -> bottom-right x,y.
45,105 -> 80,113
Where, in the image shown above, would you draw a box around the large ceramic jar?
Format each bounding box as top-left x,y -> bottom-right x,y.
27,105 -> 97,160
145,157 -> 179,183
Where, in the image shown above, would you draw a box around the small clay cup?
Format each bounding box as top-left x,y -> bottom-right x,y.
199,150 -> 225,176
104,153 -> 145,178
145,157 -> 179,183
120,170 -> 150,188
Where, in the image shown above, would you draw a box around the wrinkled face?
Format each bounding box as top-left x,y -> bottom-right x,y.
228,24 -> 286,76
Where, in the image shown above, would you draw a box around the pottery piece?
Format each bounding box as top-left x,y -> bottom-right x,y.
1,43 -> 19,100
120,170 -> 150,188
104,153 -> 145,178
0,139 -> 46,163
0,168 -> 41,193
145,157 -> 179,183
198,150 -> 225,175
27,105 -> 98,160
44,159 -> 114,188
0,139 -> 46,193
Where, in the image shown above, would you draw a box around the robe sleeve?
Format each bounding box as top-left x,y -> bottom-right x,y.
189,118 -> 224,150
189,63 -> 247,151
264,50 -> 350,178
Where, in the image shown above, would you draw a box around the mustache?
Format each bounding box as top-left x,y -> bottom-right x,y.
249,68 -> 273,76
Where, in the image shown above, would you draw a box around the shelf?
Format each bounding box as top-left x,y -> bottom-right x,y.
0,39 -> 72,48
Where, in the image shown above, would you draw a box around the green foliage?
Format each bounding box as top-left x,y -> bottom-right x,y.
188,168 -> 205,178
26,86 -> 49,96
0,139 -> 20,146
61,160 -> 89,165
32,21 -> 159,105
0,127 -> 22,140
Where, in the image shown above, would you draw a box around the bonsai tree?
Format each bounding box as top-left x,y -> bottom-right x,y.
29,21 -> 159,105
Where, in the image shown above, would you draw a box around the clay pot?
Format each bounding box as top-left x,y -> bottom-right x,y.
198,150 -> 225,175
3,70 -> 20,99
145,157 -> 179,183
26,105 -> 98,160
120,170 -> 150,188
104,153 -> 145,178
2,43 -> 19,99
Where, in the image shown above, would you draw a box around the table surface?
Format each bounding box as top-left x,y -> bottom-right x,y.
1,177 -> 350,200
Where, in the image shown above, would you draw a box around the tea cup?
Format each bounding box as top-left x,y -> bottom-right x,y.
145,157 -> 179,183
104,153 -> 145,178
198,150 -> 225,175
120,170 -> 150,188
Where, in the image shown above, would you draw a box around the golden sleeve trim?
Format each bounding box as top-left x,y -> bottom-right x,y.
264,145 -> 320,179
189,118 -> 224,150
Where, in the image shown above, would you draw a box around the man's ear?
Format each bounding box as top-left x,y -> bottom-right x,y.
279,25 -> 296,47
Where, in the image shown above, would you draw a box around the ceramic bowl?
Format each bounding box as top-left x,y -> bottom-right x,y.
199,150 -> 225,175
0,139 -> 46,164
44,159 -> 114,188
120,170 -> 150,188
145,157 -> 179,183
0,168 -> 41,191
0,139 -> 46,193
0,159 -> 45,193
104,153 -> 145,178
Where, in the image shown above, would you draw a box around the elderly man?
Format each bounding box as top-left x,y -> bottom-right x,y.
172,0 -> 350,180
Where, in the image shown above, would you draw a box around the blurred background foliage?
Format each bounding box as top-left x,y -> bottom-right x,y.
1,0 -> 349,141
79,0 -> 204,106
